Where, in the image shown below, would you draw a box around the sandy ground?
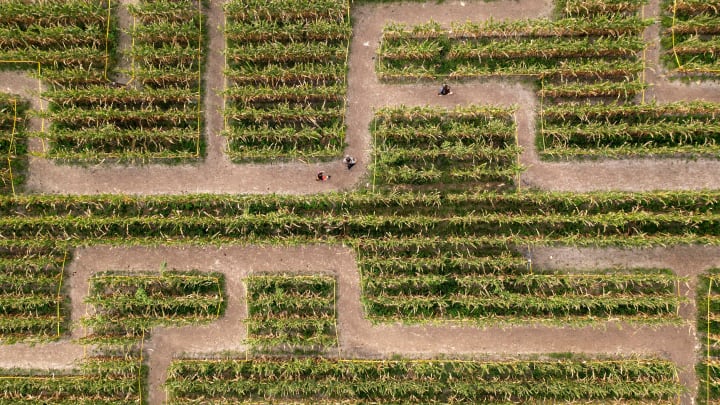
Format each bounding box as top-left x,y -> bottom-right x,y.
1,1 -> 720,404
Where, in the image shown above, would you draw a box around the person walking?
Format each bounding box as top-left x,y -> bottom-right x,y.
344,155 -> 357,170
438,83 -> 452,96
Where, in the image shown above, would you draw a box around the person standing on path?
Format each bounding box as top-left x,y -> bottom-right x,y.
438,84 -> 452,96
344,155 -> 357,170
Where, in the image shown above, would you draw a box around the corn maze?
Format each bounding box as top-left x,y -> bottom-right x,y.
377,0 -> 720,159
1,0 -> 720,404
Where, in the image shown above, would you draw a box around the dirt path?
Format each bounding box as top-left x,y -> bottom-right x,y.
1,244 -> 716,404
111,0 -> 137,88
23,0 -> 362,195
16,0 -> 720,194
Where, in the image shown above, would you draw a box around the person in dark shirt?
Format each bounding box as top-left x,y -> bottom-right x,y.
438,84 -> 452,96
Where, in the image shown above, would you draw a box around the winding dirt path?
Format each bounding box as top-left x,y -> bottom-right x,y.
16,0 -> 720,194
0,244 -> 716,404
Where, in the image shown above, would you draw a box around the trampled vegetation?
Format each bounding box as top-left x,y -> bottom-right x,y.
245,274 -> 337,353
662,0 -> 720,78
371,105 -> 521,192
165,357 -> 683,404
222,0 -> 351,161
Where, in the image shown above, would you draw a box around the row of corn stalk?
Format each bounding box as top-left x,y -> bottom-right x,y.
81,271 -> 224,347
245,274 -> 337,354
0,245 -> 67,344
166,357 -> 681,403
223,0 -> 349,162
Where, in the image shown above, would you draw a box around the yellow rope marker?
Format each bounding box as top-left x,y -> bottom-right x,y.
56,250 -> 68,337
129,12 -> 136,87
671,0 -> 683,71
333,277 -> 341,359
243,278 -> 250,361
139,329 -> 145,403
104,0 -> 111,81
223,11 -> 229,135
339,0 -> 351,149
372,115 -> 377,193
195,0 -> 202,158
0,375 -> 86,381
709,277 -> 714,404
6,99 -> 17,197
539,78 -> 546,152
513,109 -> 521,193
83,273 -> 93,360
640,2 -> 647,104
215,276 -> 223,318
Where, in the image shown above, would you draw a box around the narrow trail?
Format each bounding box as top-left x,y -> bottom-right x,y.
0,244 -> 717,404
112,0 -> 136,87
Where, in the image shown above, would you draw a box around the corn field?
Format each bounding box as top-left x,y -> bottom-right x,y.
165,357 -> 682,404
81,270 -> 224,346
0,245 -> 67,343
371,105 -> 521,192
0,353 -> 144,404
540,101 -> 720,158
245,274 -> 337,354
222,0 -> 350,161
